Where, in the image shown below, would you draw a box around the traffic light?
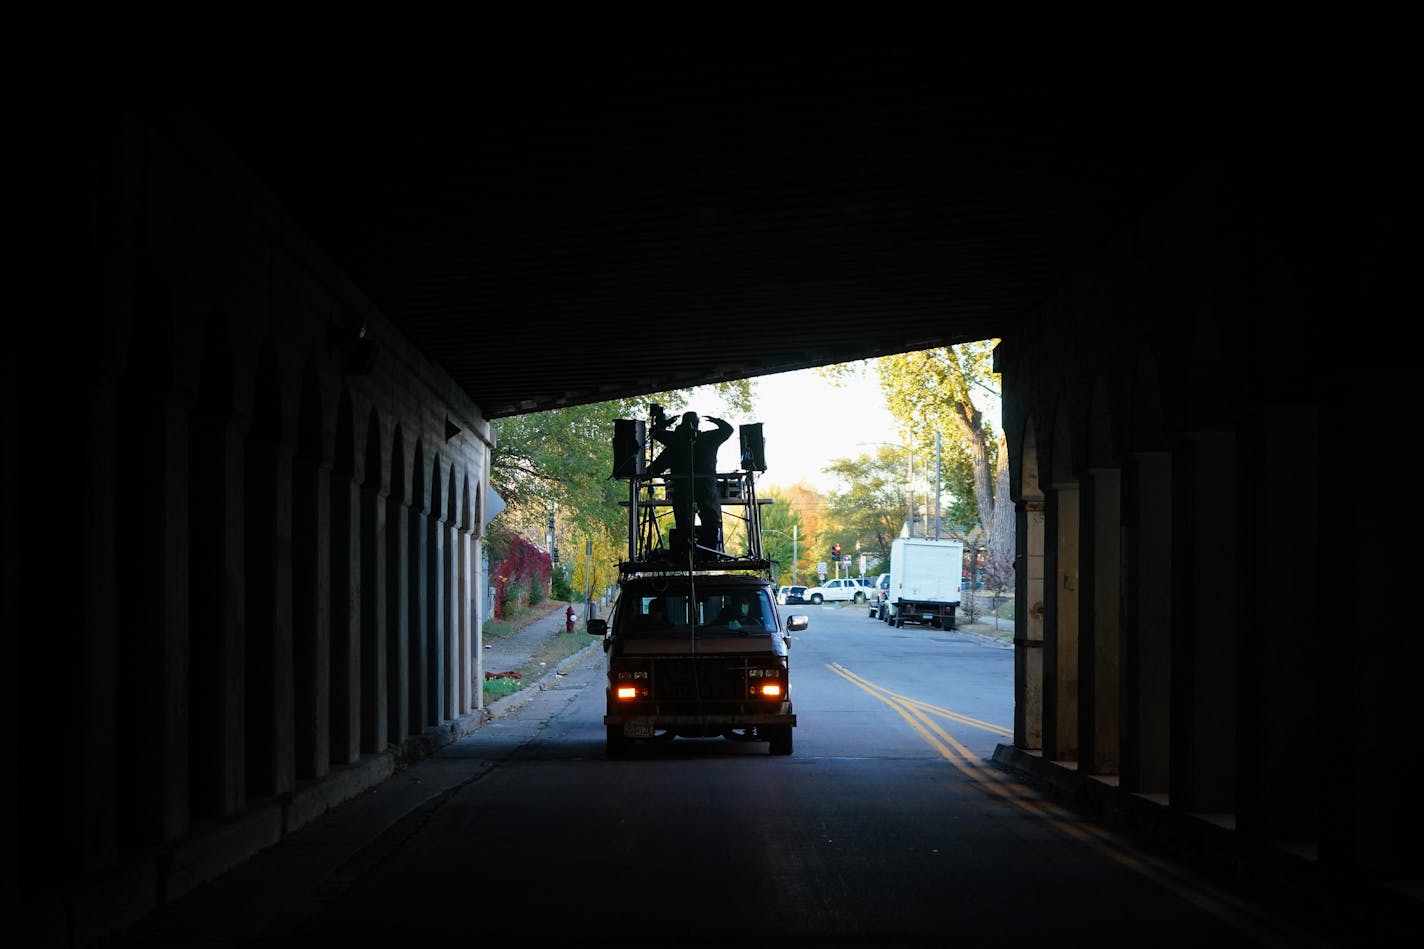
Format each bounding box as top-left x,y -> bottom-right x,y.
832,542 -> 841,558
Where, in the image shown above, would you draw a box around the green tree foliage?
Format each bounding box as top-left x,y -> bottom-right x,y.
757,489 -> 806,585
823,448 -> 903,561
815,347 -> 1009,573
877,342 -> 1007,549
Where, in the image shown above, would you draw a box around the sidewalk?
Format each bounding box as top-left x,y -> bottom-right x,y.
480,601 -> 604,719
106,606 -> 609,947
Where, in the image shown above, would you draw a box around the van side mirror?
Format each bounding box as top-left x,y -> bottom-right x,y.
587,618 -> 607,637
786,615 -> 808,632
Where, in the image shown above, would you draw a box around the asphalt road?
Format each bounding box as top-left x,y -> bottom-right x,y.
112,602 -> 1348,947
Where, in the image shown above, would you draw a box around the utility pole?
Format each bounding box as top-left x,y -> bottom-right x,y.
934,433 -> 941,541
793,524 -> 798,584
906,449 -> 913,537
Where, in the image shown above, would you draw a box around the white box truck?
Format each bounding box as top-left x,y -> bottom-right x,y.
883,537 -> 963,629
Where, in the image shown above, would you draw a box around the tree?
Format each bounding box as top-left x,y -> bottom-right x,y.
757,488 -> 806,585
822,447 -> 904,562
876,343 -> 1013,571
758,480 -> 828,584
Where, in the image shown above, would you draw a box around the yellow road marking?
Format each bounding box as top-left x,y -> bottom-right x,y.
824,662 -> 1326,948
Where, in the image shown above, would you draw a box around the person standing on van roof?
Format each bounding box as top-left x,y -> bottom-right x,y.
646,412 -> 732,552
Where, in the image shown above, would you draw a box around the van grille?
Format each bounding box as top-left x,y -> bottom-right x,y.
651,657 -> 748,703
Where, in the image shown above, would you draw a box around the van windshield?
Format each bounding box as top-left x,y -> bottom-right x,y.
624,589 -> 775,637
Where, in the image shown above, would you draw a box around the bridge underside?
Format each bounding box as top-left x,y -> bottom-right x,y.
6,53 -> 1416,943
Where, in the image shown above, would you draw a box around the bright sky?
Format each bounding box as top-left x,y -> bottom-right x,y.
695,364 -> 901,492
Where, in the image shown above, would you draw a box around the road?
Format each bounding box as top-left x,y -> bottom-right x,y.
116,602 -> 1341,947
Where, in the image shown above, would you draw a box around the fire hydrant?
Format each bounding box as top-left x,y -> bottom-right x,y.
565,604 -> 577,633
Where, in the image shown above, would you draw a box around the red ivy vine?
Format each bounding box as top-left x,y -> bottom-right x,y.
490,532 -> 552,620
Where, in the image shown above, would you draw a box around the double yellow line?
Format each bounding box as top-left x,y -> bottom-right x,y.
825,662 -> 1324,948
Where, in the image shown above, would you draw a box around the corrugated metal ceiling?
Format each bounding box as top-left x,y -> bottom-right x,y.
207,48 -> 1214,419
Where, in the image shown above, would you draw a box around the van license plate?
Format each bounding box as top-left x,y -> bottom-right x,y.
625,723 -> 653,738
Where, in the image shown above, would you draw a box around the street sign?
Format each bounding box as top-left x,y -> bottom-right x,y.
842,555 -> 851,566
817,561 -> 827,575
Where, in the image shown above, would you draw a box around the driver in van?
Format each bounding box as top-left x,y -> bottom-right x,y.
726,593 -> 765,631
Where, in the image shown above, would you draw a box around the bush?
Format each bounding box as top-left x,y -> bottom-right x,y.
551,569 -> 575,601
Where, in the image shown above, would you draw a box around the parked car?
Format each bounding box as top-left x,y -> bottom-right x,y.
867,572 -> 891,619
802,577 -> 869,605
780,585 -> 808,605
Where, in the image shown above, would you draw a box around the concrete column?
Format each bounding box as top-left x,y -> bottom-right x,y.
408,507 -> 429,732
1043,484 -> 1080,762
444,518 -> 459,721
292,455 -> 330,779
113,388 -> 191,847
426,506 -> 445,726
386,494 -> 409,742
1236,405 -> 1319,841
1013,500 -> 1045,750
359,481 -> 387,753
330,472 -> 361,765
78,385 -> 118,870
1318,378 -> 1413,872
474,535 -> 485,712
1170,430 -> 1236,815
458,526 -> 473,712
244,433 -> 295,797
1119,451 -> 1172,795
1078,467 -> 1121,776
189,416 -> 246,817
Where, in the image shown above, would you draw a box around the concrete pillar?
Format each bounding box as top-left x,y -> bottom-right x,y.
1318,377 -> 1415,872
244,431 -> 295,797
1043,484 -> 1080,762
359,480 -> 387,753
1236,405 -> 1319,841
1119,451 -> 1172,795
79,386 -> 118,870
386,494 -> 409,742
1170,430 -> 1237,814
114,387 -> 191,846
408,504 -> 429,732
426,502 -> 445,726
474,532 -> 485,712
444,516 -> 459,721
1014,500 -> 1045,750
1078,467 -> 1121,776
330,471 -> 361,765
292,454 -> 330,779
189,414 -> 246,817
458,525 -> 473,713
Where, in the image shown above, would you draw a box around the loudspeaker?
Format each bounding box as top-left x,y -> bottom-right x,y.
612,419 -> 645,479
739,423 -> 766,472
